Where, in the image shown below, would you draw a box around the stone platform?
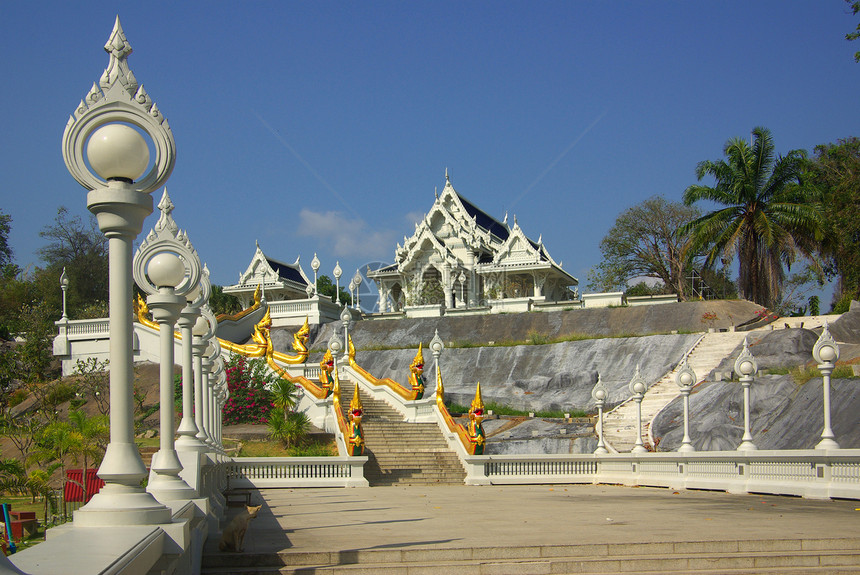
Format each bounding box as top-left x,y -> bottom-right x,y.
202,484 -> 860,573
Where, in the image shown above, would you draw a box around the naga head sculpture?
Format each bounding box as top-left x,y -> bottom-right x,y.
410,343 -> 424,376
469,382 -> 485,425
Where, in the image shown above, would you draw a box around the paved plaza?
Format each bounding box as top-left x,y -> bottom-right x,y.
209,484 -> 860,555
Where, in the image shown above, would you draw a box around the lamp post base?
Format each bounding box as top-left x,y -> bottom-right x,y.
73,484 -> 171,526
815,437 -> 840,450
678,442 -> 696,453
737,440 -> 758,451
631,444 -> 648,454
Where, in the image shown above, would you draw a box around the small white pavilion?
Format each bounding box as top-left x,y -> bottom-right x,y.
223,241 -> 312,308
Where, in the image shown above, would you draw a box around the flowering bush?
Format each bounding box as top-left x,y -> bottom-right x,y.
222,354 -> 277,425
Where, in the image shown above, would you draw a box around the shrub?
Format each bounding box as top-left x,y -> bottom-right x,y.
222,355 -> 276,425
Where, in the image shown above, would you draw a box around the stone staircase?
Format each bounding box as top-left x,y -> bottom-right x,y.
201,537 -> 860,574
603,331 -> 748,452
338,380 -> 466,486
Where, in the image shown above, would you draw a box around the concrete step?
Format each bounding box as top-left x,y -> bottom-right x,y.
201,537 -> 860,574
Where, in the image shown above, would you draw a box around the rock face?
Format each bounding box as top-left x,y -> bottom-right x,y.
346,333 -> 701,413
307,300 -> 764,350
651,376 -> 860,451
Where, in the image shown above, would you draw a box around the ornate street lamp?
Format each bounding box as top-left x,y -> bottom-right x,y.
329,333 -> 344,384
177,261 -> 209,453
348,279 -> 355,308
333,261 -> 343,305
675,359 -> 697,453
591,376 -> 608,454
60,268 -> 69,320
340,305 -> 351,357
733,337 -> 758,451
627,365 -> 647,454
310,253 -> 320,296
133,189 -> 200,502
353,270 -> 362,310
62,17 -> 175,525
430,329 -> 444,395
813,323 -> 840,450
192,303 -> 216,447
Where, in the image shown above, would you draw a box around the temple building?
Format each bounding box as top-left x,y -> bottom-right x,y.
368,172 -> 578,316
223,241 -> 312,308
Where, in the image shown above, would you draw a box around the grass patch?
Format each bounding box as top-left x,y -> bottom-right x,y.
765,362 -> 860,385
238,438 -> 338,457
446,401 -> 587,419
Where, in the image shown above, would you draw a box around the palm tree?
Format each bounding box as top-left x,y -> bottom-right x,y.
66,410 -> 108,503
270,379 -> 298,418
682,127 -> 822,310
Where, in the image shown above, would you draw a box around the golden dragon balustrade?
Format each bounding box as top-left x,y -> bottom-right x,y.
214,284 -> 262,323
136,298 -> 330,399
346,336 -> 425,401
332,368 -> 364,456
435,365 -> 486,455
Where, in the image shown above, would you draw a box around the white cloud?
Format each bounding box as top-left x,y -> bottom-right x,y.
296,209 -> 396,259
404,211 -> 424,227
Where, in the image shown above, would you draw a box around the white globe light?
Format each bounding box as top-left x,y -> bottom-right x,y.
594,389 -> 606,401
86,124 -> 150,181
192,315 -> 209,336
819,345 -> 837,363
679,372 -> 693,387
147,252 -> 185,288
186,284 -> 202,304
739,360 -> 754,376
633,382 -> 646,394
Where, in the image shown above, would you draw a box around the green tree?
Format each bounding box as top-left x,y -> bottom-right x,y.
38,207 -> 108,318
806,137 -> 860,302
270,379 -> 299,418
0,210 -> 12,271
209,285 -> 242,316
267,410 -> 310,449
316,274 -> 350,305
682,127 -> 823,310
846,0 -> 860,62
66,410 -> 108,503
590,196 -> 701,298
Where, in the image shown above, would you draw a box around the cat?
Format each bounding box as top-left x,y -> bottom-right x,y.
218,504 -> 262,552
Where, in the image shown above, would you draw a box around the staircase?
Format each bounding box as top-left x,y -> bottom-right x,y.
338,380 -> 466,486
202,537 -> 860,574
603,331 -> 748,452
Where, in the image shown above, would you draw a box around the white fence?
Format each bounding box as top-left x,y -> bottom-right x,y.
460,449 -> 860,500
225,456 -> 369,488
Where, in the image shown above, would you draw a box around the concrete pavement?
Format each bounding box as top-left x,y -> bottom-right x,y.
208,484 -> 860,555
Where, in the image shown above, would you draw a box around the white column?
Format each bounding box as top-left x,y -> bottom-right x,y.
146,290 -> 197,501
176,308 -> 205,452
75,185 -> 171,526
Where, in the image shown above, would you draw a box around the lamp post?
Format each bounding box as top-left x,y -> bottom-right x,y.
177,262 -> 208,453
329,333 -> 343,386
628,365 -> 647,454
333,262 -> 342,305
348,279 -> 355,308
592,376 -> 608,454
813,323 -> 840,450
733,337 -> 758,451
192,304 -> 216,448
60,268 -> 69,320
311,253 -> 320,296
353,270 -> 362,311
430,329 -> 444,396
340,305 -> 351,357
675,359 -> 696,453
133,190 -> 201,502
63,17 -> 175,526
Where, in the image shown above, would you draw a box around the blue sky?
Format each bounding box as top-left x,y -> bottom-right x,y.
2,1 -> 858,307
